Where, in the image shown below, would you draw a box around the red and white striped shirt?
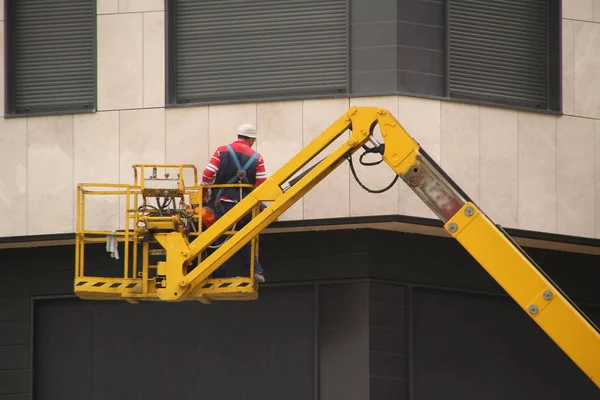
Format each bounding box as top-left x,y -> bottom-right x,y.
202,139 -> 267,194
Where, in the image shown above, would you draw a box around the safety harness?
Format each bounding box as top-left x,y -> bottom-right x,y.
206,145 -> 258,249
213,144 -> 258,205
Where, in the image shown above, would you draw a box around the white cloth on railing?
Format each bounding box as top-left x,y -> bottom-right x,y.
106,231 -> 119,260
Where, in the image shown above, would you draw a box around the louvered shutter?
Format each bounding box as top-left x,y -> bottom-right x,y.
448,0 -> 549,109
9,0 -> 95,114
173,0 -> 348,104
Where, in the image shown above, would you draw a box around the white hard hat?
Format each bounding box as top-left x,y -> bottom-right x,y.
238,124 -> 257,138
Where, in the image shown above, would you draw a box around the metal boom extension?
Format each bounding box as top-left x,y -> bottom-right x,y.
151,106 -> 600,387
73,106 -> 600,387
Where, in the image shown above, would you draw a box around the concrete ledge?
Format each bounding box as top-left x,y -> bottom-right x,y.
1,214 -> 600,256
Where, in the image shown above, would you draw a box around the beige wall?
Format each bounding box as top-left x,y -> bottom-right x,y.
1,0 -> 600,239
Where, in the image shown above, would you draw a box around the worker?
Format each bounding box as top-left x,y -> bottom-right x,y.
201,124 -> 267,283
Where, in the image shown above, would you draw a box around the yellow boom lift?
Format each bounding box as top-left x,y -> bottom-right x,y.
75,107 -> 600,388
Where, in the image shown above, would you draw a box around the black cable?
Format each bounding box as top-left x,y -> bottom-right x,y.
154,197 -> 163,213
359,150 -> 384,166
347,149 -> 399,194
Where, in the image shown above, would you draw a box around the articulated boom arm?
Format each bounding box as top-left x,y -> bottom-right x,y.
155,107 -> 421,300
74,106 -> 599,386
154,106 -> 600,386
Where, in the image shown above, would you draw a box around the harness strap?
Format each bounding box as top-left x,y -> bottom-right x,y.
227,144 -> 243,170
214,145 -> 259,204
226,144 -> 258,183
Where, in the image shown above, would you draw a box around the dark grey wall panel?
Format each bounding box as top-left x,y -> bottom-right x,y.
369,283 -> 408,400
265,251 -> 370,282
6,0 -> 96,115
0,278 -> 31,399
0,346 -> 29,370
397,72 -> 444,97
350,0 -> 397,94
319,283 -> 370,400
0,244 -> 95,400
448,0 -> 549,109
0,274 -> 29,298
412,288 -> 600,399
0,248 -> 76,400
34,286 -> 315,400
0,370 -> 29,395
397,0 -> 445,96
0,298 -> 29,321
351,21 -> 397,48
0,321 -> 28,345
352,47 -> 397,74
29,271 -> 73,296
396,21 -> 445,51
351,71 -> 399,95
2,229 -> 600,398
398,0 -> 444,25
172,0 -> 347,104
351,0 -> 446,97
33,298 -> 93,400
0,395 -> 29,400
397,47 -> 444,76
369,230 -> 503,294
350,0 -> 397,23
97,287 -> 314,399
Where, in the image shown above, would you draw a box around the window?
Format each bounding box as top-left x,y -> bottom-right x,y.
5,0 -> 96,116
165,0 -> 560,113
166,0 -> 348,105
350,0 -> 560,112
447,0 -> 561,111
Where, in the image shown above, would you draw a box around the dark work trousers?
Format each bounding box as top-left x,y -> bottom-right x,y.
211,199 -> 264,278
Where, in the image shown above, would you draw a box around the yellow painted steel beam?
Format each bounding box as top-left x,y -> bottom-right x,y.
445,202 -> 600,387
155,109 -> 374,301
74,106 -> 600,388
155,106 -> 599,387
74,277 -> 257,302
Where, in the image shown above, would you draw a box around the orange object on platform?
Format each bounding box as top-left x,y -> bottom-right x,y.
202,206 -> 216,228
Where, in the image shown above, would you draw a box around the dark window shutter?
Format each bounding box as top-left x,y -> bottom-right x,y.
171,0 -> 348,104
448,0 -> 549,109
6,0 -> 96,115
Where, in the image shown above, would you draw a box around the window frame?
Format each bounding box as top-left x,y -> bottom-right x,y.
164,0 -> 351,108
163,0 -> 561,115
4,0 -> 98,118
443,0 -> 562,114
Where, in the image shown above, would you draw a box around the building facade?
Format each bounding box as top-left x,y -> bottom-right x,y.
1,0 -> 600,399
